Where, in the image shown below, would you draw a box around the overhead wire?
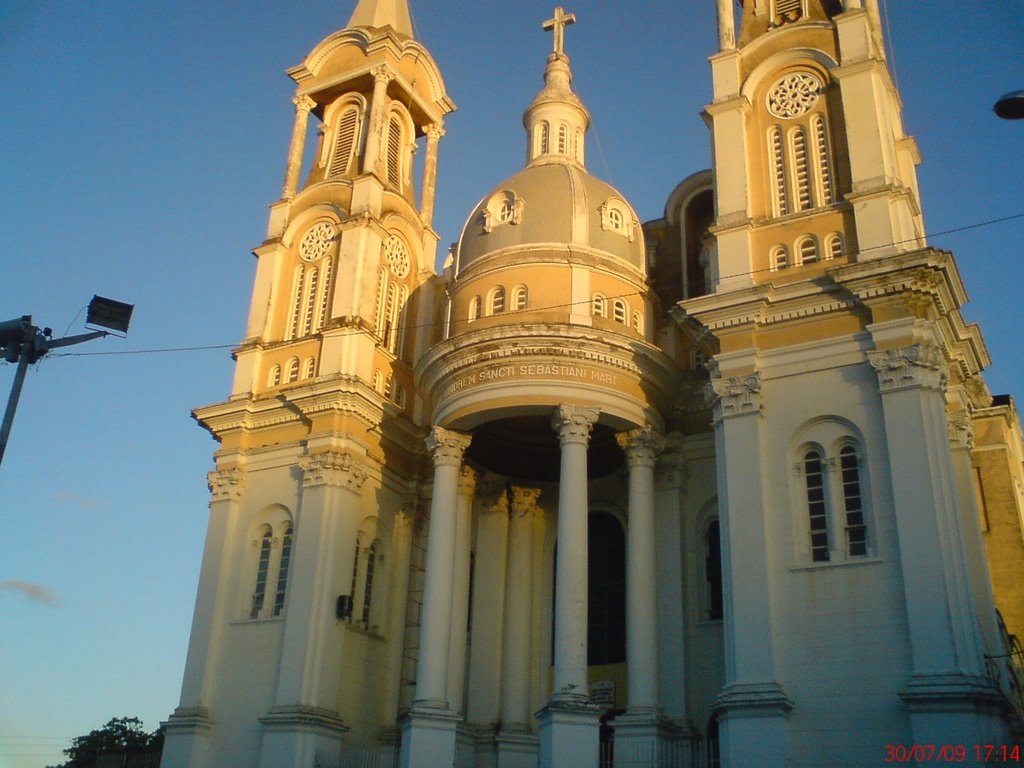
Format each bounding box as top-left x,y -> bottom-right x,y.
36,209 -> 1024,360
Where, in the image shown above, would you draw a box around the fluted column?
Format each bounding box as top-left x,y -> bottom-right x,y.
363,65 -> 394,177
501,486 -> 542,727
550,404 -> 599,702
420,123 -> 444,227
415,427 -> 472,708
617,426 -> 664,713
447,466 -> 477,714
282,95 -> 315,199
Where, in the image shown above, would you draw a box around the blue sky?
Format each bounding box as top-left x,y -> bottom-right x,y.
1,2 -> 1021,766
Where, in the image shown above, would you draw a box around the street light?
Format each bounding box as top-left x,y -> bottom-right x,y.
0,295 -> 133,468
994,91 -> 1024,121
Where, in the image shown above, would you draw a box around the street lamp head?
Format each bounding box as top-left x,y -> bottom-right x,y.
994,91 -> 1024,120
86,295 -> 134,335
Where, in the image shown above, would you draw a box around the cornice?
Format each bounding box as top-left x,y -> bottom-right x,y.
452,242 -> 648,286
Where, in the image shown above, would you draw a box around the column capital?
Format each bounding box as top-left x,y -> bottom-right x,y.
426,426 -> 472,468
707,373 -> 761,422
207,468 -> 245,501
292,94 -> 316,113
551,404 -> 599,447
510,486 -> 542,517
655,451 -> 688,489
868,344 -> 948,394
370,64 -> 394,85
425,122 -> 445,142
299,451 -> 369,491
947,408 -> 974,451
458,465 -> 479,497
616,426 -> 664,468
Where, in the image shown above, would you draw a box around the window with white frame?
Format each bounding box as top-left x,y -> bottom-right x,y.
825,233 -> 844,261
288,222 -> 338,339
327,103 -> 362,179
512,285 -> 528,311
385,115 -> 404,189
793,422 -> 873,565
303,357 -> 316,380
468,295 -> 482,322
797,236 -> 818,265
268,364 -> 282,387
489,286 -> 506,315
592,294 -> 607,318
286,357 -> 301,383
770,245 -> 789,271
245,508 -> 294,620
612,299 -> 628,325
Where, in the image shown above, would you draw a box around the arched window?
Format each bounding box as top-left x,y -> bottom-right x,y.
612,299 -> 628,324
268,364 -> 282,387
804,448 -> 830,562
301,268 -> 320,336
557,123 -> 568,155
540,122 -> 550,155
706,520 -> 724,621
361,542 -> 377,624
396,386 -> 407,408
286,358 -> 301,383
327,105 -> 361,179
372,370 -> 383,393
840,446 -> 868,557
272,525 -> 292,617
317,258 -> 333,330
303,357 -> 316,380
790,126 -> 811,212
633,311 -> 643,334
592,294 -> 607,318
811,114 -> 833,205
771,245 -> 789,271
769,126 -> 789,216
289,267 -> 306,339
469,295 -> 482,322
512,285 -> 528,311
797,236 -> 818,265
386,115 -> 403,189
490,286 -> 506,315
826,233 -> 844,261
250,528 -> 273,619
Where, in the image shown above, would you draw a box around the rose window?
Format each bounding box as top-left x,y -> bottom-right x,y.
384,235 -> 411,278
767,72 -> 823,119
299,222 -> 338,261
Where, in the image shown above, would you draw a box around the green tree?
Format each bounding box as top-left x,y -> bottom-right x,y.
47,716 -> 163,768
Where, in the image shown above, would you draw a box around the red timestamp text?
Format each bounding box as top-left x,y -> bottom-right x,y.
883,744 -> 1023,763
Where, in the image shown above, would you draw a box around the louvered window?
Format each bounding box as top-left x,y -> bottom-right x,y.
469,296 -> 481,321
770,127 -> 788,216
317,258 -> 333,331
826,234 -> 844,260
328,107 -> 360,179
812,115 -> 833,204
250,529 -> 273,619
540,123 -> 550,154
804,449 -> 830,562
268,365 -> 281,387
612,299 -> 628,324
592,294 -> 606,317
386,117 -> 402,188
775,0 -> 803,21
771,245 -> 789,271
289,268 -> 305,339
798,237 -> 818,265
490,286 -> 506,315
513,285 -> 528,310
303,357 -> 316,380
286,358 -> 300,383
791,127 -> 811,211
557,124 -> 568,155
301,268 -> 319,336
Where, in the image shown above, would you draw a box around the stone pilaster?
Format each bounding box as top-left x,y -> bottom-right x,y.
282,95 -> 315,199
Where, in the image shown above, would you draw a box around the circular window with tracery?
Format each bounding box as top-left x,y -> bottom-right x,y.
767,72 -> 823,119
384,235 -> 410,278
299,222 -> 338,261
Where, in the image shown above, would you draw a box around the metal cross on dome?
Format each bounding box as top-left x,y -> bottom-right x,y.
543,6 -> 576,56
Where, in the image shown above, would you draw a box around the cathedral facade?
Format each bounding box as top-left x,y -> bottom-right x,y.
160,1 -> 1024,767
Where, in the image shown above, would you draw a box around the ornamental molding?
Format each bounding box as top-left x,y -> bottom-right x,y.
947,409 -> 974,451
598,197 -> 637,242
482,189 -> 525,233
299,451 -> 369,491
707,374 -> 761,422
616,425 -> 665,468
510,485 -> 542,517
207,468 -> 245,501
766,71 -> 823,119
426,426 -> 472,468
551,404 -> 599,447
867,344 -> 948,394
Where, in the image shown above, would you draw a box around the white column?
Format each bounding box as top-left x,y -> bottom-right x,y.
282,95 -> 315,199
362,65 -> 394,177
618,427 -> 664,713
500,486 -> 542,727
401,427 -> 471,768
420,123 -> 444,227
446,466 -> 477,714
716,0 -> 736,50
537,405 -> 600,768
550,404 -> 598,701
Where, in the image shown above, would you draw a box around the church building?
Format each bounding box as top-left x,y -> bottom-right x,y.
160,1 -> 1024,767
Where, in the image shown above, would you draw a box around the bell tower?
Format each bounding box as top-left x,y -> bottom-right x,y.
160,3 -> 453,768
708,0 -> 925,292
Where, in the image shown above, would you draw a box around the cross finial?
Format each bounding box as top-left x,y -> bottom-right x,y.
543,7 -> 576,57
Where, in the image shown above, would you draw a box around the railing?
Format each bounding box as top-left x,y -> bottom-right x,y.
336,746 -> 399,768
600,738 -> 714,768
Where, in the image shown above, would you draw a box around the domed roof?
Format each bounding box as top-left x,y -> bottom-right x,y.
456,163 -> 645,273
453,13 -> 644,277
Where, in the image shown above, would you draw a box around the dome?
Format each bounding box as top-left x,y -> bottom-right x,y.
455,162 -> 646,274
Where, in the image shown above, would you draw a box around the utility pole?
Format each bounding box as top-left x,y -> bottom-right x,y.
0,296 -> 133,468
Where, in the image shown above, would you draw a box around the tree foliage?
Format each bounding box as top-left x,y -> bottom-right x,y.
47,716 -> 163,768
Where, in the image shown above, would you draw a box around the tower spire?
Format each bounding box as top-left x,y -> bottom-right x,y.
347,0 -> 414,38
